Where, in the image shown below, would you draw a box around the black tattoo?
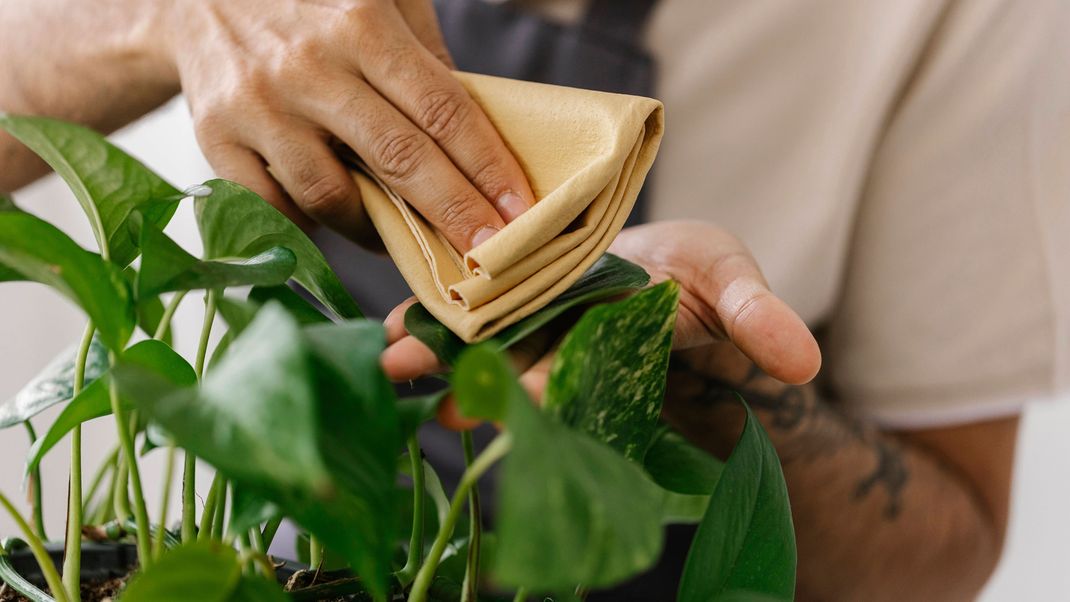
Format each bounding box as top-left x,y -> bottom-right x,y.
669,356 -> 908,519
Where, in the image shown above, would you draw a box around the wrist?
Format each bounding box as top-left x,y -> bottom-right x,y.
123,0 -> 183,92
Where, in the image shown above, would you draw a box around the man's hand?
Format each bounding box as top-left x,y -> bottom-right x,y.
168,0 -> 534,250
380,220 -> 822,426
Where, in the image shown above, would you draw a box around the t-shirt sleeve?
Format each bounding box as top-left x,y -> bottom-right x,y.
823,0 -> 1070,428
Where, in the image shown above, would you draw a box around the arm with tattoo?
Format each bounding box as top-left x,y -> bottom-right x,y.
663,344 -> 1017,602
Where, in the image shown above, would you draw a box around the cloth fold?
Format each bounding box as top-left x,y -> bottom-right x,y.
351,72 -> 664,342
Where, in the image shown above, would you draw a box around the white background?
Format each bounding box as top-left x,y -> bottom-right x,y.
0,100 -> 1065,600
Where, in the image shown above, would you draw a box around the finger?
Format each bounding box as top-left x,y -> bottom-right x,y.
384,296 -> 419,343
699,253 -> 822,385
435,395 -> 483,431
519,350 -> 556,405
250,124 -> 379,243
354,6 -> 535,222
381,335 -> 446,381
394,0 -> 455,68
199,141 -> 313,230
304,79 -> 506,253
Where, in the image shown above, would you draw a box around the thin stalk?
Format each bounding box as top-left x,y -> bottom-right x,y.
111,453 -> 131,522
62,322 -> 95,601
211,481 -> 228,540
22,423 -> 46,541
248,528 -> 272,579
183,290 -> 217,542
152,446 -> 178,559
396,438 -> 426,587
82,446 -> 118,518
0,491 -> 71,602
309,535 -> 324,571
153,291 -> 187,340
460,431 -> 482,602
512,587 -> 528,602
108,356 -> 152,569
90,453 -> 121,526
261,516 -> 283,550
198,474 -> 223,542
408,433 -> 512,602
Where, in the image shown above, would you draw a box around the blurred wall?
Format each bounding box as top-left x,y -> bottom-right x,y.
0,100 -> 1064,600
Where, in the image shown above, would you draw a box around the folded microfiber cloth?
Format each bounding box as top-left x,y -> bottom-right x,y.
351,72 -> 664,342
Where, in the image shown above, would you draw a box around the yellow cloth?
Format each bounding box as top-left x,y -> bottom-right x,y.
351,72 -> 664,342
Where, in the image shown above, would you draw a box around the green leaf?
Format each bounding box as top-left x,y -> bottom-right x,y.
135,214 -> 296,298
463,348 -> 663,590
644,427 -> 724,496
115,305 -> 399,601
0,115 -> 182,266
0,336 -> 107,429
249,285 -> 330,325
194,179 -> 361,319
452,344 -> 513,422
398,392 -> 445,439
228,575 -> 289,602
121,267 -> 172,345
229,485 -> 281,535
25,340 -> 194,473
544,281 -> 679,461
0,211 -> 134,350
122,541 -> 241,601
405,253 -> 651,366
659,491 -> 711,525
678,399 -> 796,602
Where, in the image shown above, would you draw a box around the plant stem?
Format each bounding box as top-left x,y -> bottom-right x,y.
111,454 -> 130,521
22,423 -> 46,541
62,322 -> 95,602
152,445 -> 178,559
82,446 -> 118,518
109,355 -> 152,569
408,433 -> 512,602
261,516 -> 283,550
183,290 -> 217,543
512,587 -> 528,602
460,431 -> 482,602
0,491 -> 71,602
153,290 -> 187,341
212,481 -> 228,540
198,474 -> 223,542
396,438 -> 426,587
309,535 -> 324,572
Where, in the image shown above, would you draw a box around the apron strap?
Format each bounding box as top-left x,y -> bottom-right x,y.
582,0 -> 659,44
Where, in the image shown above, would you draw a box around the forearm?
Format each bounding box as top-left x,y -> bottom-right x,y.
664,349 -> 1010,602
0,0 -> 178,192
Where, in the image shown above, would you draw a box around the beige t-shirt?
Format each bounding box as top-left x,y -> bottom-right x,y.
512,0 -> 1070,428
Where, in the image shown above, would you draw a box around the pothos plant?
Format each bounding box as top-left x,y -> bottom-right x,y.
0,115 -> 797,602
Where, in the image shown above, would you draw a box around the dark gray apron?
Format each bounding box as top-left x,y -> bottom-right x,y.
317,1 -> 692,598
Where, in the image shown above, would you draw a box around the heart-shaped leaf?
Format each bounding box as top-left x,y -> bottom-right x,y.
0,115 -> 182,266
122,541 -> 287,602
0,210 -> 134,350
0,336 -> 107,429
544,281 -> 679,461
454,346 -> 664,590
405,253 -> 651,366
451,344 -> 512,422
194,180 -> 361,320
644,426 -> 724,496
25,340 -> 194,473
677,398 -> 796,601
135,214 -> 296,298
115,305 -> 399,600
248,285 -> 330,325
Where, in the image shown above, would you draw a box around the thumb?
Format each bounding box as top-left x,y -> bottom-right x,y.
693,250 -> 821,385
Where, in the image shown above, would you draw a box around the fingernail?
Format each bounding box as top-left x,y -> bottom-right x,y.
471,225 -> 499,249
495,191 -> 530,223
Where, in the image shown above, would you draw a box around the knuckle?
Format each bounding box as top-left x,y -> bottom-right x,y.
297,172 -> 351,217
414,88 -> 470,144
371,129 -> 430,181
435,194 -> 482,235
